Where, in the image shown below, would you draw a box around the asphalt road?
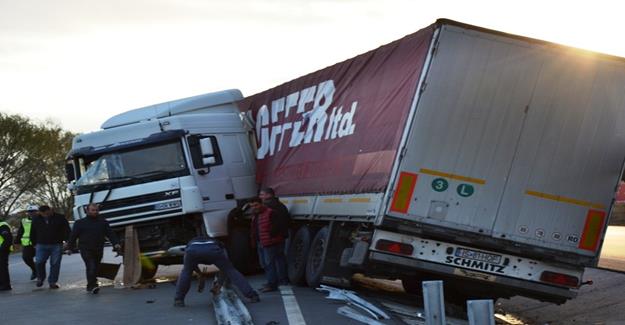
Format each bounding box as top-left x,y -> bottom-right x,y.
2,241 -> 625,325
0,250 -> 405,325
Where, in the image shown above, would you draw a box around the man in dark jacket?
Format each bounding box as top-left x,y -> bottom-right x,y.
66,203 -> 120,294
31,205 -> 70,289
174,235 -> 259,307
14,205 -> 38,280
0,220 -> 13,291
250,197 -> 288,292
259,188 -> 290,239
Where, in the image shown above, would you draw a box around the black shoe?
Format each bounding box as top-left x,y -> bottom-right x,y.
0,286 -> 12,291
173,299 -> 185,307
36,280 -> 43,287
30,273 -> 37,280
91,287 -> 100,294
49,283 -> 60,289
258,286 -> 278,293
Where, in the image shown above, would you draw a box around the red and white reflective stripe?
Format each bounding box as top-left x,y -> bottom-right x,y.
579,209 -> 606,251
390,172 -> 418,213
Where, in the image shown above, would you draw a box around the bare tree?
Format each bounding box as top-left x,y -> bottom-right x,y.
0,113 -> 75,219
30,126 -> 75,218
0,114 -> 47,218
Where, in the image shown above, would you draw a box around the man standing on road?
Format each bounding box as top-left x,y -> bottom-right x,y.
14,205 -> 38,280
259,187 -> 290,239
0,220 -> 13,291
250,197 -> 288,293
31,205 -> 70,289
66,203 -> 120,294
174,235 -> 259,307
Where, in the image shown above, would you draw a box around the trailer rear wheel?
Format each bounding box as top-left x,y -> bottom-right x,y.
305,226 -> 329,288
401,277 -> 422,294
287,226 -> 314,285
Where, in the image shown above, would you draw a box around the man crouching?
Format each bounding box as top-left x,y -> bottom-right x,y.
174,235 -> 259,307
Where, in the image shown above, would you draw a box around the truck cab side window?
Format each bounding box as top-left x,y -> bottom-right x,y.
188,135 -> 223,169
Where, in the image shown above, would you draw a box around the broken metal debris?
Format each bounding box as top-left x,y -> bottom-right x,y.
379,300 -> 468,325
318,284 -> 392,324
212,285 -> 254,325
337,306 -> 386,325
317,284 -> 390,320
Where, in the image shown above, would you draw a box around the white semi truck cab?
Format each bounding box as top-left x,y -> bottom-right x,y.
66,90 -> 257,274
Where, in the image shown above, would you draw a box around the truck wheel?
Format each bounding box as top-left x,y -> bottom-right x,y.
305,226 -> 329,288
287,226 -> 314,285
227,228 -> 251,275
401,277 -> 423,294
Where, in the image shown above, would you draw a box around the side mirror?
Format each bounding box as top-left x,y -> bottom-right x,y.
65,161 -> 76,182
188,135 -> 222,171
199,138 -> 216,165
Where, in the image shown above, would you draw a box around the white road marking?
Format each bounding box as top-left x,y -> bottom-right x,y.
280,286 -> 307,325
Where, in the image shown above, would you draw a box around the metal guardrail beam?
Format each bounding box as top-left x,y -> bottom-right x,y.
212,285 -> 253,325
422,280 -> 446,325
467,299 -> 495,325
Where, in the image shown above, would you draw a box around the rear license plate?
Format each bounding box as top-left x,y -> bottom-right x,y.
455,248 -> 502,264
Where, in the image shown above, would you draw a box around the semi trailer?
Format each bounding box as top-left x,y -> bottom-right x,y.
67,19 -> 625,302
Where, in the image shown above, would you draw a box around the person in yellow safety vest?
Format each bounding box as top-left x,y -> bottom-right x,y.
0,220 -> 14,291
14,205 -> 38,280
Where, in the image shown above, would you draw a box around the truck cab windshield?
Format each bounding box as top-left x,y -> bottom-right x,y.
75,141 -> 188,192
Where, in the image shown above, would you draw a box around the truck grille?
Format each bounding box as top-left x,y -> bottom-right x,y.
94,190 -> 183,225
107,208 -> 183,226
98,190 -> 181,211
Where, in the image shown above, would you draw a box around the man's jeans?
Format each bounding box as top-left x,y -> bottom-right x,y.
256,242 -> 266,269
262,242 -> 288,288
35,244 -> 62,284
80,248 -> 103,290
175,242 -> 255,301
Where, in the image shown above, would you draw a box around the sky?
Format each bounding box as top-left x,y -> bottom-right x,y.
1,0 -> 624,133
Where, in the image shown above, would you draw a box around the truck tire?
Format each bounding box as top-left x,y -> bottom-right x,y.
227,228 -> 252,275
287,226 -> 314,285
305,226 -> 329,288
401,276 -> 423,294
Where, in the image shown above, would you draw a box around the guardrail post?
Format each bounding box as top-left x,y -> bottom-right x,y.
467,299 -> 495,325
422,280 -> 446,325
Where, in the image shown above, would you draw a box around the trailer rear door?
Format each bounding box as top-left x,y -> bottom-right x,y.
386,23 -> 625,260
492,46 -> 625,258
